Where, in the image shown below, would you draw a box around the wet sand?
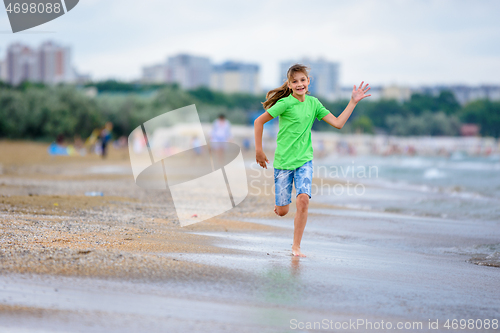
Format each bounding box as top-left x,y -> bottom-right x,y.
1,141 -> 499,332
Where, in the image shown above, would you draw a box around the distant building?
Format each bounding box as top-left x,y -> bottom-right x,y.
280,58 -> 340,100
5,41 -> 79,86
211,61 -> 260,95
6,43 -> 38,86
382,85 -> 411,102
141,55 -> 262,93
166,54 -> 211,90
0,59 -> 7,82
38,41 -> 72,85
142,64 -> 166,84
448,85 -> 500,105
413,85 -> 500,105
340,84 -> 500,105
339,85 -> 382,101
72,68 -> 91,85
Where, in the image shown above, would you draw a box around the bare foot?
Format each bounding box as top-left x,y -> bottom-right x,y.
292,246 -> 306,257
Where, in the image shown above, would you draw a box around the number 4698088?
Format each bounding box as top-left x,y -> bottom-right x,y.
6,2 -> 61,14
444,319 -> 498,330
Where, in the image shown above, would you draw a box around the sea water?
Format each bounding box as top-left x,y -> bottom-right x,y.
316,153 -> 500,223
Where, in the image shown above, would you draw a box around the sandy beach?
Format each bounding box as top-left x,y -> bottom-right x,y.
0,140 -> 499,333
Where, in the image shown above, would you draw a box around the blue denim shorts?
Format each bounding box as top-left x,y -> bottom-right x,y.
274,160 -> 313,206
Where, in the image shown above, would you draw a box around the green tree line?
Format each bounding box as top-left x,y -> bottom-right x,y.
0,80 -> 499,140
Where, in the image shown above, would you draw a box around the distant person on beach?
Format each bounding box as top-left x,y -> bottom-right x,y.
254,64 -> 371,257
85,128 -> 101,155
47,134 -> 82,156
99,122 -> 113,159
132,129 -> 147,154
210,114 -> 232,158
48,134 -> 70,156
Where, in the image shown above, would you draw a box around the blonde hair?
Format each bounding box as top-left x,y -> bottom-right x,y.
262,64 -> 310,110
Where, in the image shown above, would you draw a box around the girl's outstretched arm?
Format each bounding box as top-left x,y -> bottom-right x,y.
322,81 -> 371,129
254,111 -> 274,169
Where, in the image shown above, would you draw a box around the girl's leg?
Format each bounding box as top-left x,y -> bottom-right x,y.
274,204 -> 289,216
292,193 -> 309,257
292,160 -> 313,257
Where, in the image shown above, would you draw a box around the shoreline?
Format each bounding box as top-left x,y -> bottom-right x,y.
1,140 -> 499,332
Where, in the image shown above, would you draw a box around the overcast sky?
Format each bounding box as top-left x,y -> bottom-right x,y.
1,0 -> 499,89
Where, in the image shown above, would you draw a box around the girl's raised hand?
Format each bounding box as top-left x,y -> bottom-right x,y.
351,81 -> 371,103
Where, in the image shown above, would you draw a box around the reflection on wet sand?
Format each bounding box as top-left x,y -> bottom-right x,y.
290,256 -> 302,277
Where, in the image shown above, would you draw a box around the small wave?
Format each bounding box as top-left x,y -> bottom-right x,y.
448,190 -> 491,200
360,177 -> 439,193
467,251 -> 500,268
358,176 -> 495,201
439,243 -> 500,256
398,157 -> 434,168
423,168 -> 447,179
440,161 -> 500,171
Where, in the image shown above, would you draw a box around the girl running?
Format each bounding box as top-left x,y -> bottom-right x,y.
254,64 -> 371,257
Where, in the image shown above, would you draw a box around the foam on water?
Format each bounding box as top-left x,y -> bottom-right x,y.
436,243 -> 500,268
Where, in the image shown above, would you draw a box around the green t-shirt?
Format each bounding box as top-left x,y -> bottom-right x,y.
266,94 -> 331,170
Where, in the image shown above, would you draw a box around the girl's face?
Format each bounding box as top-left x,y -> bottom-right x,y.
287,71 -> 310,97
